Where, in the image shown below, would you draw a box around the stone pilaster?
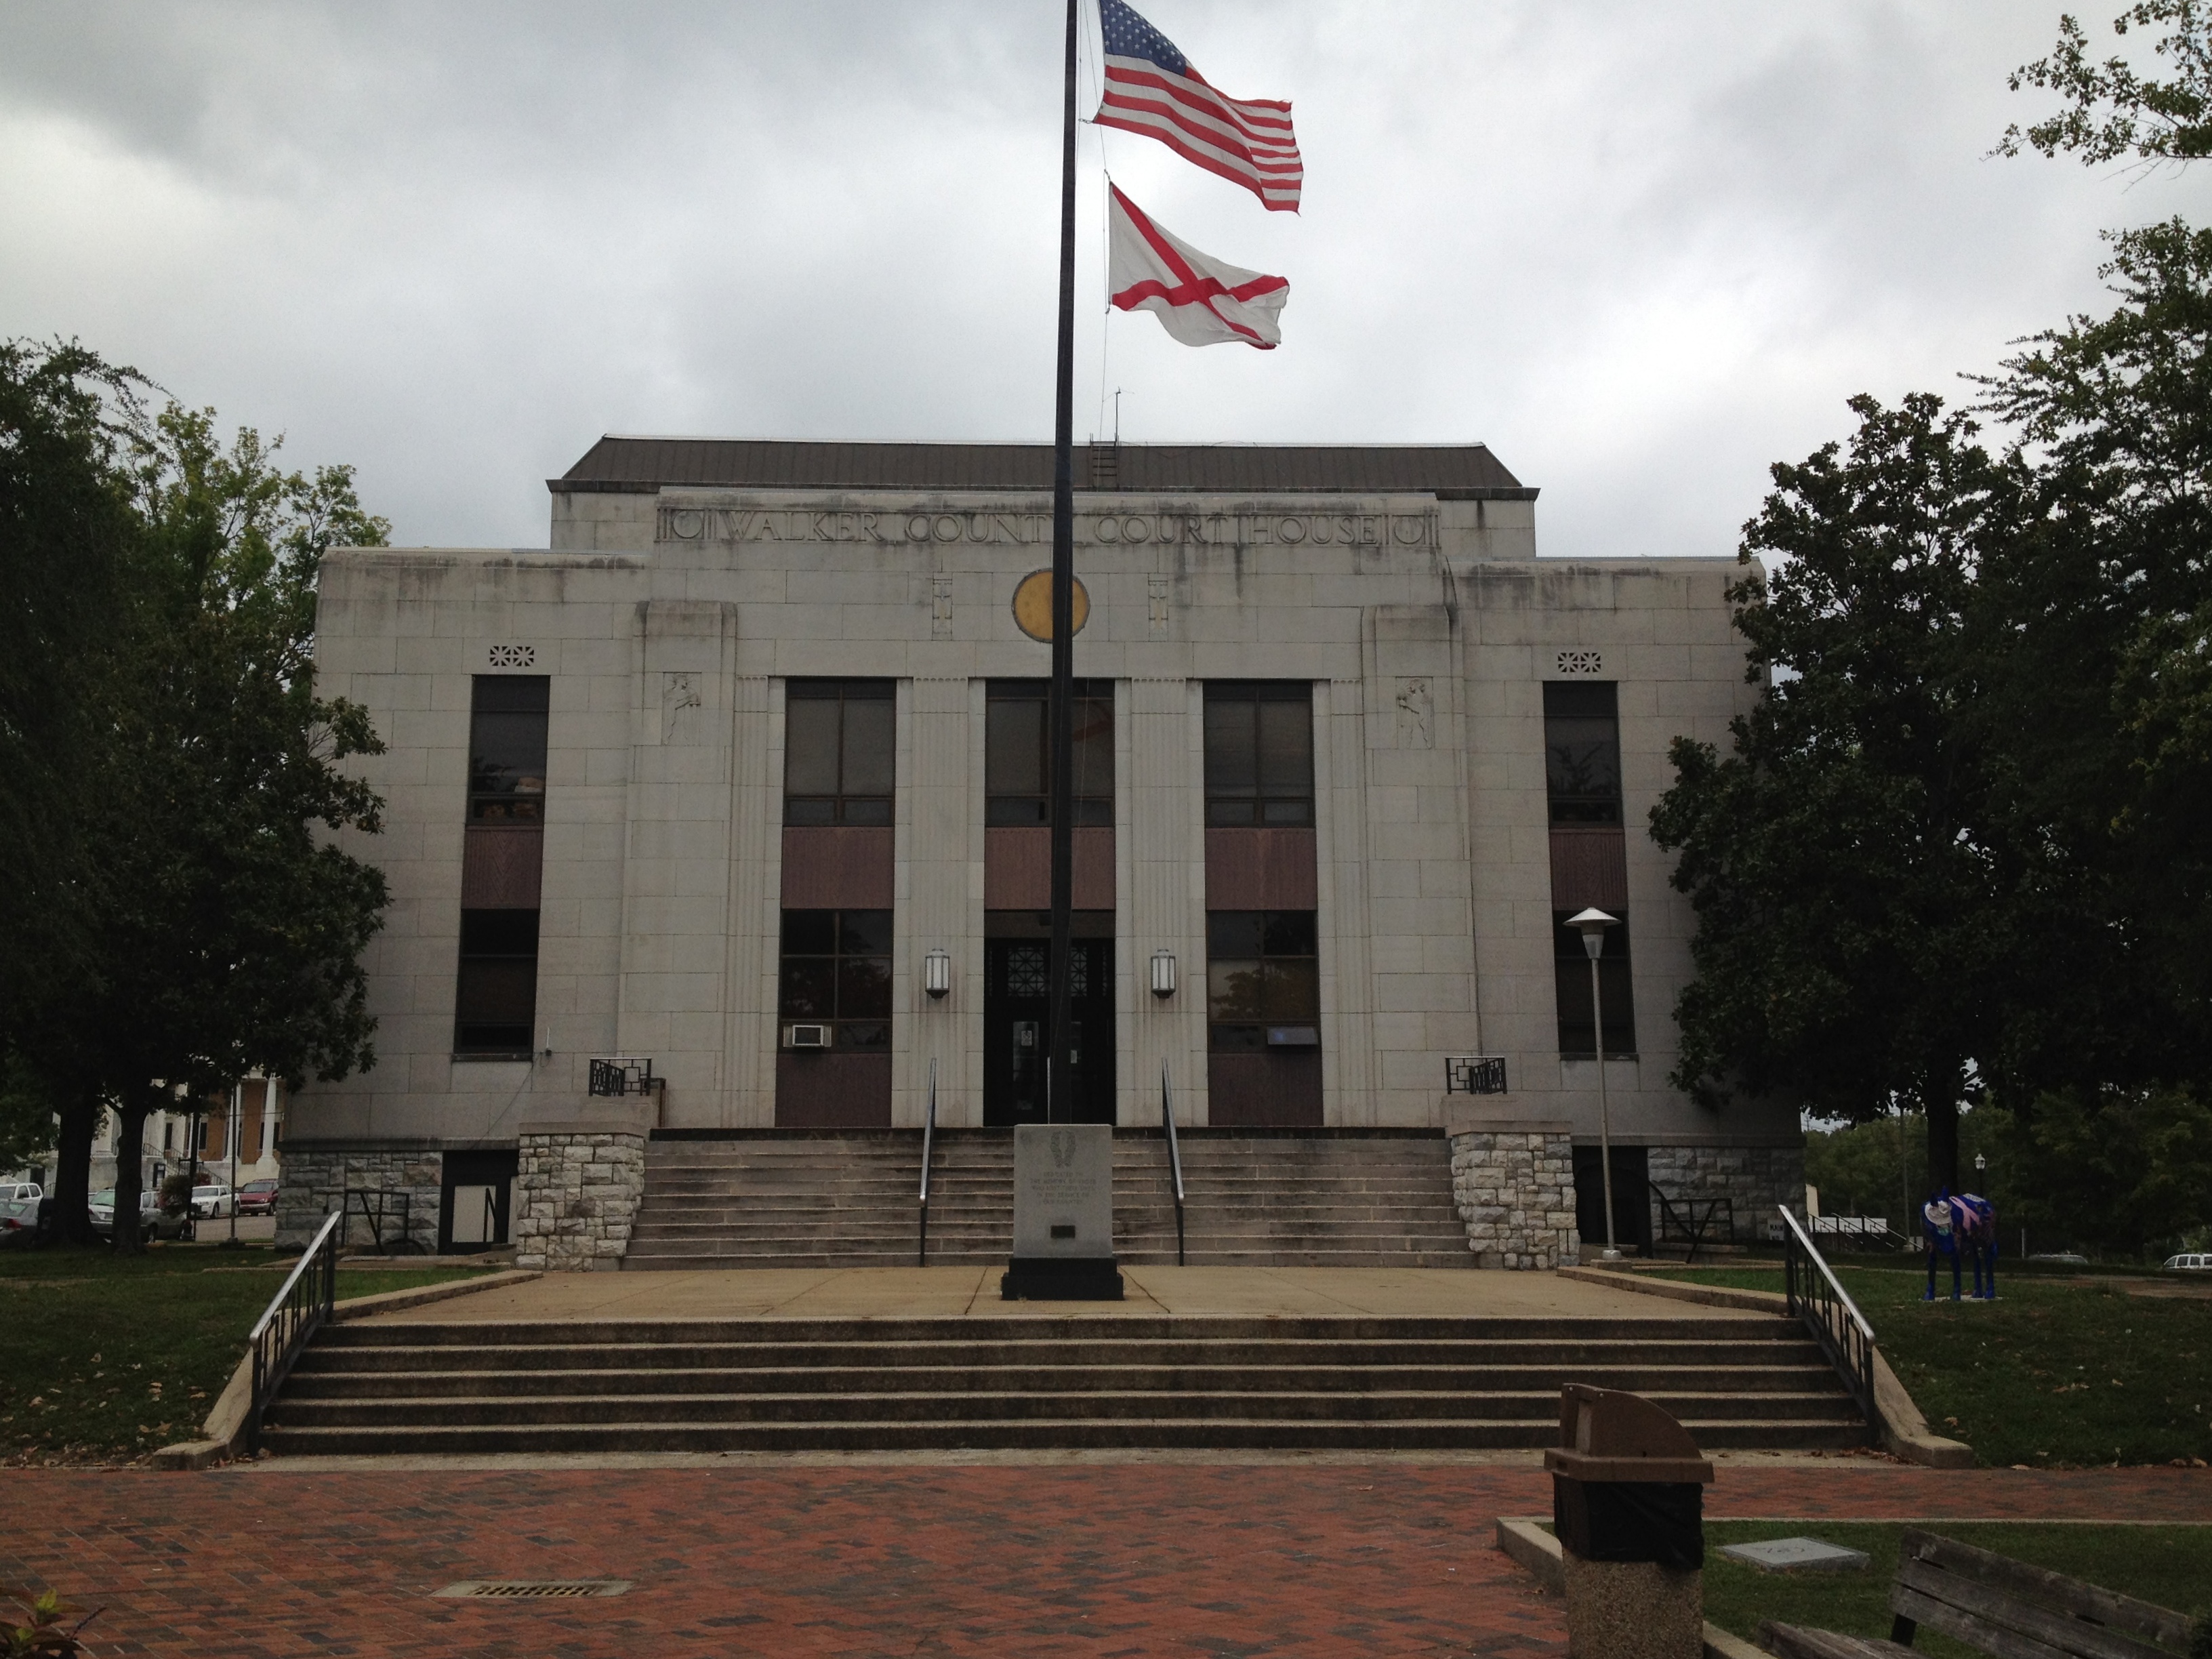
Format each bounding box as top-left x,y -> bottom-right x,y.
513,1101 -> 654,1271
1445,1103 -> 1578,1269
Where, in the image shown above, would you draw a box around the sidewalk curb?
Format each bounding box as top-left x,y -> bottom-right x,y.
152,1269 -> 539,1471
1556,1265 -> 1973,1470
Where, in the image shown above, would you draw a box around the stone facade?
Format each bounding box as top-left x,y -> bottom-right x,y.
1645,1143 -> 1805,1245
274,1145 -> 443,1254
514,1122 -> 647,1271
1446,1111 -> 1579,1269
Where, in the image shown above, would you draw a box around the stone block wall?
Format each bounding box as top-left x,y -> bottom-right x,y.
514,1129 -> 646,1271
1447,1123 -> 1578,1269
1645,1143 -> 1805,1244
273,1146 -> 443,1254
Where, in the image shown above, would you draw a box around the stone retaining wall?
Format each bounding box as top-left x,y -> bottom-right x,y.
514,1122 -> 647,1271
1444,1111 -> 1578,1270
273,1147 -> 443,1254
1645,1143 -> 1805,1244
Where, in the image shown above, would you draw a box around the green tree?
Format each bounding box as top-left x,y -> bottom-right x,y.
2001,2 -> 2212,167
89,405 -> 392,1250
0,341 -> 155,1242
1649,394 -> 2024,1189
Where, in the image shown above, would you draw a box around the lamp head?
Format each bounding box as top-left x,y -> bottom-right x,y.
1149,949 -> 1177,999
922,948 -> 952,1000
1566,906 -> 1618,962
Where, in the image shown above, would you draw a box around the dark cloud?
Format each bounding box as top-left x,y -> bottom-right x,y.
2,1 -> 2203,556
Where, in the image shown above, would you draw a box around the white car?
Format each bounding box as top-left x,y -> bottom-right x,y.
2163,1252 -> 2211,1272
88,1189 -> 186,1242
190,1183 -> 234,1218
1,1181 -> 42,1234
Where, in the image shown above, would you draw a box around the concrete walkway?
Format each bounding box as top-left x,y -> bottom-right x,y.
364,1265 -> 1770,1324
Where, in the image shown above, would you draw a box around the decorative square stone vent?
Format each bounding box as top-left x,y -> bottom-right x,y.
434,1580 -> 632,1599
485,643 -> 538,669
1555,649 -> 1602,676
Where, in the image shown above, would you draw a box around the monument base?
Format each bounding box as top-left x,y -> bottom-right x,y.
1001,1256 -> 1126,1300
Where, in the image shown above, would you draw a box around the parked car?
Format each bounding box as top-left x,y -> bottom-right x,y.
2163,1252 -> 2211,1271
88,1188 -> 188,1243
236,1178 -> 279,1216
2029,1252 -> 2090,1265
1,1182 -> 43,1235
190,1183 -> 234,1219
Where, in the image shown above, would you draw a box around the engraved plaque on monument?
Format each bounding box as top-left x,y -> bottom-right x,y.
1002,1122 -> 1124,1300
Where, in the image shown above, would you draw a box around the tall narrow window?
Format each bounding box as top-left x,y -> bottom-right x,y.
779,909 -> 893,1049
1206,911 -> 1321,1052
1553,912 -> 1636,1058
455,909 -> 541,1054
784,680 -> 895,825
985,680 -> 1113,825
1542,681 -> 1622,825
469,676 -> 550,821
1204,682 -> 1313,826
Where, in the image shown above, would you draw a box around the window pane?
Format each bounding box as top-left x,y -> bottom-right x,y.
987,796 -> 1047,826
1071,798 -> 1112,826
1261,799 -> 1312,825
837,957 -> 893,1020
1263,958 -> 1321,1023
840,1021 -> 891,1050
1208,1023 -> 1265,1052
785,697 -> 841,798
780,909 -> 837,956
1263,911 -> 1317,956
457,960 -> 536,1027
1207,912 -> 1263,957
1208,958 -> 1265,1024
1072,695 -> 1114,803
779,958 -> 836,1019
1545,716 -> 1621,823
841,696 -> 895,798
987,696 -> 1044,800
1206,798 -> 1254,826
470,708 -> 548,799
473,676 -> 548,715
1256,697 -> 1313,798
1204,698 -> 1254,797
460,909 -> 539,956
840,797 -> 893,825
839,910 -> 894,955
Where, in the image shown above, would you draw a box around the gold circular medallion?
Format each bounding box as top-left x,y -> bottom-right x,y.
1010,569 -> 1090,642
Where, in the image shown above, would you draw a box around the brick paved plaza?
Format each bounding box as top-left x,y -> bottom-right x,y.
9,1462 -> 2207,1658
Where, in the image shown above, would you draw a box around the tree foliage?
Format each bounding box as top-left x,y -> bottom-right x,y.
2001,2 -> 2212,167
0,340 -> 392,1248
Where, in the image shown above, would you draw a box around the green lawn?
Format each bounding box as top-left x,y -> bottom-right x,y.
1,1243 -> 487,1465
1693,1521 -> 2212,1652
1642,1263 -> 2212,1469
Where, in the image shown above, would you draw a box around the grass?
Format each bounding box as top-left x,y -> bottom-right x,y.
1,1242 -> 489,1465
1641,1263 -> 2212,1469
1692,1521 -> 2212,1652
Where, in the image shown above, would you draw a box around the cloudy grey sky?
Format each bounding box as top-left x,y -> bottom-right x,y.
3,1 -> 2205,559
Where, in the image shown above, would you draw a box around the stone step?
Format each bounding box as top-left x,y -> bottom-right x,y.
260,1415 -> 1870,1456
283,1363 -> 1846,1399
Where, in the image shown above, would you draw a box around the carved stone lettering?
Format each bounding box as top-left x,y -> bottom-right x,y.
655,504 -> 1437,549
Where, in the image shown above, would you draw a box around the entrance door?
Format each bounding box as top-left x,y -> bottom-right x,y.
984,914 -> 1115,1125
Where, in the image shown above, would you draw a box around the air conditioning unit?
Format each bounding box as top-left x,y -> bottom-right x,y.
784,1023 -> 832,1050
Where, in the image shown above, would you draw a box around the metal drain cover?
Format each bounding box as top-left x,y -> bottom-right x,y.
434,1580 -> 632,1599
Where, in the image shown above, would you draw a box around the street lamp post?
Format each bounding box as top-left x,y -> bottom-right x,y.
1568,907 -> 1621,1261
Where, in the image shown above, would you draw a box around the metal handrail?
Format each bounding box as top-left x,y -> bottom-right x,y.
1776,1203 -> 1879,1429
246,1208 -> 342,1454
1160,1060 -> 1185,1267
916,1058 -> 937,1267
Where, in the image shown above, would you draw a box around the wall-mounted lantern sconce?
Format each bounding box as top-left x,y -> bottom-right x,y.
923,948 -> 952,1000
1149,949 -> 1178,999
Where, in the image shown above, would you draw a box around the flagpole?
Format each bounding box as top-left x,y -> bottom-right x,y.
1047,0 -> 1080,1126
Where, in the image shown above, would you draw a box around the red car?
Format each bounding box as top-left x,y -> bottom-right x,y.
236,1178 -> 280,1216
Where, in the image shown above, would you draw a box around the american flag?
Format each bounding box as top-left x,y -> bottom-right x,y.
1093,0 -> 1303,213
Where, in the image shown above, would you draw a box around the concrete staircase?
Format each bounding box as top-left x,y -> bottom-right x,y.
262,1311 -> 1871,1456
623,1129 -> 1475,1271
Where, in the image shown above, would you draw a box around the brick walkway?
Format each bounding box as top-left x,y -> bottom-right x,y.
9,1464 -> 2207,1658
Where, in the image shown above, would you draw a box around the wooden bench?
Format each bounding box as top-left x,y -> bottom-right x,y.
1757,1529 -> 2194,1659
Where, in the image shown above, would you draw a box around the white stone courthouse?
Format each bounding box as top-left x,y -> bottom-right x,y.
279,438 -> 1803,1263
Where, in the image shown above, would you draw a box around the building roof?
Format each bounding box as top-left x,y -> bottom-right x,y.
552,438 -> 1534,499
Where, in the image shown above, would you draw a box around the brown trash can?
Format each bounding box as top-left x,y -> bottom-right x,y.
1544,1384 -> 1715,1659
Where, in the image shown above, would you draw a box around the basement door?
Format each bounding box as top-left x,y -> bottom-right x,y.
983,911 -> 1115,1126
